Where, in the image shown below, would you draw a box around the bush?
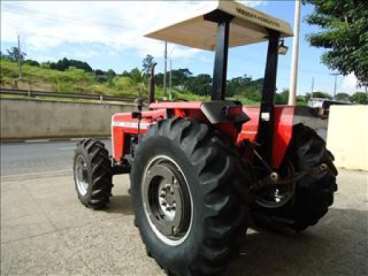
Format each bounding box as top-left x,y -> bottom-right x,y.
351,92 -> 368,104
112,76 -> 134,90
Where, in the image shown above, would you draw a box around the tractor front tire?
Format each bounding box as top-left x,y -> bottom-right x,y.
131,118 -> 249,276
252,124 -> 338,231
73,138 -> 112,209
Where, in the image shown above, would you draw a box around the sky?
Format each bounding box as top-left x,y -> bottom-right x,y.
0,0 -> 361,95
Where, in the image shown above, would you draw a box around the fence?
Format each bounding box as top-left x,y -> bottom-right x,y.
0,87 -> 136,102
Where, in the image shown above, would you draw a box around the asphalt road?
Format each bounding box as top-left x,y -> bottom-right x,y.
1,141 -> 367,276
0,140 -> 111,177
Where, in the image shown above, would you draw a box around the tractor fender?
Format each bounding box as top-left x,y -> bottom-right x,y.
200,100 -> 250,124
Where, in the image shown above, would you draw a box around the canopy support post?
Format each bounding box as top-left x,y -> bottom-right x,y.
204,10 -> 233,101
211,20 -> 230,100
257,30 -> 280,165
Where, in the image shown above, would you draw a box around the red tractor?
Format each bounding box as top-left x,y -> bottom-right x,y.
73,2 -> 337,275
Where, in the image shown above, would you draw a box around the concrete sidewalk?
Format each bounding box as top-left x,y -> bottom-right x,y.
1,170 -> 367,275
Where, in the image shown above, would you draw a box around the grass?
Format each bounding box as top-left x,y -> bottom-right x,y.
0,59 -> 267,105
0,59 -> 204,101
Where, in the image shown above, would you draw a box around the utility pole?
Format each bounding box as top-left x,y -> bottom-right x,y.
331,73 -> 339,99
310,77 -> 315,97
17,34 -> 23,79
169,58 -> 173,100
288,0 -> 301,106
163,41 -> 167,97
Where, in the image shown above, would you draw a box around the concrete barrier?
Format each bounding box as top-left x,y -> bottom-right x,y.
327,105 -> 368,171
1,99 -> 328,142
0,98 -> 135,140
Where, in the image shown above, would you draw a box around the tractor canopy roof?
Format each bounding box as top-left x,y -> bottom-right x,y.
145,1 -> 293,51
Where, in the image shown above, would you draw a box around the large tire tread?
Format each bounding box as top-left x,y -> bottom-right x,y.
252,123 -> 337,232
74,138 -> 112,209
131,117 -> 250,276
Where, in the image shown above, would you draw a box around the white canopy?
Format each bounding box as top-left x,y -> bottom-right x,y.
145,1 -> 293,51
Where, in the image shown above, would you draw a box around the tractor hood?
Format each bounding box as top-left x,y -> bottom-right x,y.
145,1 -> 293,51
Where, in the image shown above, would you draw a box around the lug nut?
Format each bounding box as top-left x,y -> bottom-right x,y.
172,226 -> 178,235
270,172 -> 279,182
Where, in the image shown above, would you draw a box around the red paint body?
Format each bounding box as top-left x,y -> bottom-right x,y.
111,102 -> 294,169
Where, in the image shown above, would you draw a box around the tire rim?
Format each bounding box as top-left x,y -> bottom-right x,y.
75,154 -> 89,196
142,155 -> 193,246
255,161 -> 296,208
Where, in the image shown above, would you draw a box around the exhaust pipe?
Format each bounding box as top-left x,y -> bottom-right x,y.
149,63 -> 157,103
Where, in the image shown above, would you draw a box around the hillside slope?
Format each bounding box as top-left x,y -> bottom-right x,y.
0,59 -> 208,102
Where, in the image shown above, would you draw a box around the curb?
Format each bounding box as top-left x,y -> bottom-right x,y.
1,137 -> 111,144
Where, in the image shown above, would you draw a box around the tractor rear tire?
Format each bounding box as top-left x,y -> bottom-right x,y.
131,118 -> 249,276
252,124 -> 338,231
73,138 -> 112,209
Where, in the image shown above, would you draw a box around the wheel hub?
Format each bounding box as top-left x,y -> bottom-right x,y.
142,156 -> 192,246
158,181 -> 178,221
255,161 -> 296,208
75,155 -> 89,196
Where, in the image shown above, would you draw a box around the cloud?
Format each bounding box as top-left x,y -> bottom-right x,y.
341,73 -> 359,94
1,1 -> 265,60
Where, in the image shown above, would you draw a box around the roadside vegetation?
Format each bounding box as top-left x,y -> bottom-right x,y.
1,49 -> 366,104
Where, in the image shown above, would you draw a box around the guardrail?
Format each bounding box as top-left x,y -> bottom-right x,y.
0,87 -> 136,102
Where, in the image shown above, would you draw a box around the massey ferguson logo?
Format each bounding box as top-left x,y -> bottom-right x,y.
236,7 -> 280,28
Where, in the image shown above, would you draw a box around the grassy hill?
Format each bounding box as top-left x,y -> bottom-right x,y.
0,59 -> 207,101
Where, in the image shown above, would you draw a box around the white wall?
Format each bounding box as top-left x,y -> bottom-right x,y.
327,105 -> 368,171
0,99 -> 134,140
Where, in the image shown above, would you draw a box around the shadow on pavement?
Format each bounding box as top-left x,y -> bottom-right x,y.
227,208 -> 367,276
101,194 -> 367,276
105,194 -> 134,215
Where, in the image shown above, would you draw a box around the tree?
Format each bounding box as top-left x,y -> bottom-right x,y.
6,47 -> 26,62
49,58 -> 92,72
155,72 -> 164,86
24,59 -> 40,66
106,69 -> 116,83
129,68 -> 144,83
227,75 -> 253,97
142,54 -> 154,76
170,68 -> 192,87
309,91 -> 332,99
304,0 -> 368,85
350,92 -> 368,104
335,92 -> 351,102
185,74 -> 212,96
275,89 -> 289,104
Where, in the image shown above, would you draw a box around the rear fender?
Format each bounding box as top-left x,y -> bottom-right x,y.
150,101 -> 249,140
237,106 -> 294,169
